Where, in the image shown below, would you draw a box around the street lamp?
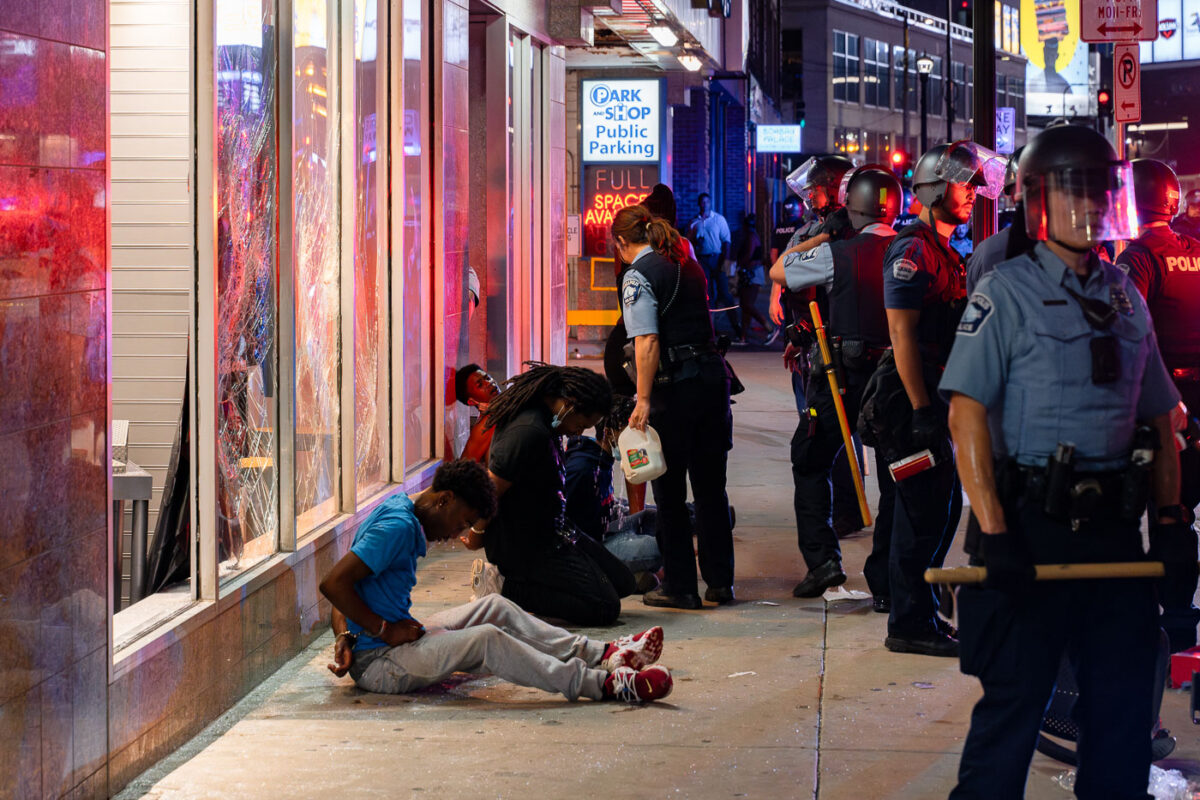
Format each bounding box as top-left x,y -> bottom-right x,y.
916,54 -> 934,156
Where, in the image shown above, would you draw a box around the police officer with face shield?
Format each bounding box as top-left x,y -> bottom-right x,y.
1173,188 -> 1200,239
868,141 -> 1006,657
1116,158 -> 1200,652
769,167 -> 902,607
941,124 -> 1187,799
966,146 -> 1025,294
772,155 -> 865,534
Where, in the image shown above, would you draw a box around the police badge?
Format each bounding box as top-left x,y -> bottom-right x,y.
1110,285 -> 1134,316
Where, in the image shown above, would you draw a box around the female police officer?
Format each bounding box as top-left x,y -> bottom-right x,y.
612,205 -> 735,609
940,124 -> 1191,798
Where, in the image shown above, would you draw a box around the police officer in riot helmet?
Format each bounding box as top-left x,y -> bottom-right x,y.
770,154 -> 865,533
770,155 -> 857,338
614,205 -> 735,610
1172,188 -> 1200,239
966,145 -> 1025,294
941,124 -> 1187,798
1117,157 -> 1200,652
769,166 -> 901,608
867,140 -> 1007,657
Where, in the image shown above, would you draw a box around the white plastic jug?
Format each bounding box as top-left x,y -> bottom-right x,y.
617,425 -> 667,484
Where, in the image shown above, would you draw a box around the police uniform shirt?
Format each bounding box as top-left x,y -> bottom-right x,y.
782,222 -> 897,293
621,246 -> 660,338
882,220 -> 965,313
1115,223 -> 1200,367
939,242 -> 1180,470
965,227 -> 1011,295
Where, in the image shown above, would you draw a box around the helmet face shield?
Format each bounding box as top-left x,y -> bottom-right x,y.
1024,163 -> 1139,244
937,142 -> 1008,199
786,157 -> 818,200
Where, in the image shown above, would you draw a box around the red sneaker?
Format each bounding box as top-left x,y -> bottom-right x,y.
603,665 -> 673,703
600,626 -> 664,672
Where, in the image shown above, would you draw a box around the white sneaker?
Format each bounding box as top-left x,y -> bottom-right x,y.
764,327 -> 781,346
470,558 -> 504,601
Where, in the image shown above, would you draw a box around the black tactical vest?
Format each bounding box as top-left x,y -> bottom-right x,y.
1124,226 -> 1200,367
887,221 -> 967,364
828,229 -> 892,349
633,250 -> 715,352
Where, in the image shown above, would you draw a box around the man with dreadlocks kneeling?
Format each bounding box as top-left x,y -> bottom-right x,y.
459,363 -> 639,627
322,459 -> 673,703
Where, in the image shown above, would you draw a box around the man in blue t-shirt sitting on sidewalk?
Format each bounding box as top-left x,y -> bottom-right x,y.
319,459 -> 673,703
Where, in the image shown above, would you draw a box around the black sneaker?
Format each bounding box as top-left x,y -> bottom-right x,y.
643,587 -> 703,610
884,630 -> 959,658
704,586 -> 735,604
792,558 -> 847,598
872,596 -> 891,614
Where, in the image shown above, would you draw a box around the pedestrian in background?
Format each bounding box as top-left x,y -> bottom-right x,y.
687,192 -> 738,337
733,212 -> 774,345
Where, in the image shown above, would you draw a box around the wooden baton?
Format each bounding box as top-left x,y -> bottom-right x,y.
925,562 -> 1168,585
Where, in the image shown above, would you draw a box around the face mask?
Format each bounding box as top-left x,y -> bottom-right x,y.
551,404 -> 573,431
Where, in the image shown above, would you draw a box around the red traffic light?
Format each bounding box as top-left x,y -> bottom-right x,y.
891,150 -> 906,166
1098,89 -> 1111,105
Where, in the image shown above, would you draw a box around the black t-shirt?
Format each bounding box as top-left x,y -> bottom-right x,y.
485,406 -> 567,572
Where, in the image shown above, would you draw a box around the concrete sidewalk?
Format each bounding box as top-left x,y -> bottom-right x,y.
117,351 -> 1200,800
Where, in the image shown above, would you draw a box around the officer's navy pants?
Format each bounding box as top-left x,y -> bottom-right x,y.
888,436 -> 962,636
790,374 -> 895,577
951,507 -> 1157,800
1161,381 -> 1200,652
649,374 -> 735,596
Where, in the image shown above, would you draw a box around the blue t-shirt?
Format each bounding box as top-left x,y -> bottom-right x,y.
347,493 -> 427,651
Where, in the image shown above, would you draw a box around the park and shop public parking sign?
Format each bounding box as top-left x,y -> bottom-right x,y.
581,79 -> 663,163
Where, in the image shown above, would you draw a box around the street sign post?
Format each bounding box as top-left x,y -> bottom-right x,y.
1080,0 -> 1157,41
1113,43 -> 1142,123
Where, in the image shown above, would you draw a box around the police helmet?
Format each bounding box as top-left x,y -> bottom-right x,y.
1186,189 -> 1200,208
1020,124 -> 1137,245
1003,146 -> 1025,199
843,167 -> 903,230
1130,159 -> 1181,222
913,141 -> 1007,209
786,155 -> 855,215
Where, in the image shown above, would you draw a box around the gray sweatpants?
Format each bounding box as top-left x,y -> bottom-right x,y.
349,594 -> 609,700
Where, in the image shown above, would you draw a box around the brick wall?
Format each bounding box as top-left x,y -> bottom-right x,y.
722,100 -> 748,236
670,87 -> 710,228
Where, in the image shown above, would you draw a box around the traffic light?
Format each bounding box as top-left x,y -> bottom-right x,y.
891,149 -> 913,180
1098,86 -> 1113,121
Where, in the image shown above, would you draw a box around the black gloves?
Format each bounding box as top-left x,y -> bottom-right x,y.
1149,521 -> 1199,597
980,532 -> 1036,592
910,405 -> 947,452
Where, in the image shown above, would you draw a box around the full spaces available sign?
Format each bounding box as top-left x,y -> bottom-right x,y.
581,79 -> 662,163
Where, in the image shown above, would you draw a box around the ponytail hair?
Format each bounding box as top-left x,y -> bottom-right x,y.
611,205 -> 683,264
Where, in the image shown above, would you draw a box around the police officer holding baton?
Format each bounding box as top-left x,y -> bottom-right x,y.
770,167 -> 902,607
941,125 -> 1191,798
1117,158 -> 1200,652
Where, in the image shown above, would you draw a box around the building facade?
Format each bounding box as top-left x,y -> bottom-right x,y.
1,1 -> 579,796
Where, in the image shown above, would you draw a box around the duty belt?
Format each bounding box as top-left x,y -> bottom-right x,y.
1003,461 -> 1143,528
665,342 -> 716,364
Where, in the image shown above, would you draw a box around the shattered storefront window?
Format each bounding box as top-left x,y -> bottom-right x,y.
293,0 -> 341,529
215,0 -> 279,578
354,0 -> 388,498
